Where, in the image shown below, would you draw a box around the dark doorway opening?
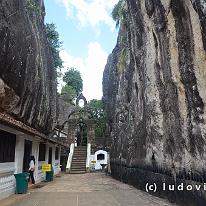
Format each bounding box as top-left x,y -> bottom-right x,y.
76,120 -> 87,146
0,130 -> 16,163
23,140 -> 32,172
97,154 -> 105,160
48,147 -> 52,164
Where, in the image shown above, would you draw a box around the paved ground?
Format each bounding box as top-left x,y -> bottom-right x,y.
3,173 -> 176,206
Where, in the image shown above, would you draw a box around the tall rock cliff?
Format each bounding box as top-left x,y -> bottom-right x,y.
0,0 -> 57,133
103,0 -> 206,204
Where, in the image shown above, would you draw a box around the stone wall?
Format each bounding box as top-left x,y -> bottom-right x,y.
103,0 -> 206,204
0,0 -> 57,133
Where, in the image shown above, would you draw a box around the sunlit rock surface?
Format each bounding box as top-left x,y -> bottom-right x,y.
103,0 -> 206,204
0,0 -> 57,133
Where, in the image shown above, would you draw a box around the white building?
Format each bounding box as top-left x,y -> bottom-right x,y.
89,150 -> 109,171
0,113 -> 68,200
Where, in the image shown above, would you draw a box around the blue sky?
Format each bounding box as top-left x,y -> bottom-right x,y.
44,0 -> 119,100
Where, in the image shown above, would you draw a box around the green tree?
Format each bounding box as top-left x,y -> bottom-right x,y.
88,99 -> 106,137
112,0 -> 128,74
61,84 -> 76,104
63,68 -> 83,96
45,23 -> 63,74
112,0 -> 128,28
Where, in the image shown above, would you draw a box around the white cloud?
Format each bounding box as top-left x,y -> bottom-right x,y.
58,0 -> 119,30
59,42 -> 108,100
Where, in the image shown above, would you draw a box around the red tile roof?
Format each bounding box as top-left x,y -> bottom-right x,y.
0,112 -> 69,147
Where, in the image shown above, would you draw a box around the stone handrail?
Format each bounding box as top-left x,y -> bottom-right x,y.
86,143 -> 91,171
66,143 -> 75,173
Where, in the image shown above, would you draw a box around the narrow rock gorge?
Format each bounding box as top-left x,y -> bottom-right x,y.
103,0 -> 206,205
0,0 -> 57,133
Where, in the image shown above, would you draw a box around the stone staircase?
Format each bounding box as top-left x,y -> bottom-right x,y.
70,146 -> 87,174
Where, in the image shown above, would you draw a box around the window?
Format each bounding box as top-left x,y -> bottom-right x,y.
38,143 -> 46,161
0,130 -> 16,163
55,147 -> 59,160
97,154 -> 105,160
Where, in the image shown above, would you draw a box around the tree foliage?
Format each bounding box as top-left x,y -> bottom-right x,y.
45,23 -> 63,73
112,0 -> 129,74
112,0 -> 128,28
61,84 -> 76,104
62,68 -> 83,100
88,99 -> 106,137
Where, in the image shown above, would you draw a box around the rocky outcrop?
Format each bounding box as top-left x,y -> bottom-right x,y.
103,0 -> 206,204
56,95 -> 75,132
0,0 -> 57,133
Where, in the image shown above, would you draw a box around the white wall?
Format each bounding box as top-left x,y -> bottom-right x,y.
0,127 -> 24,200
36,161 -> 46,183
0,163 -> 16,200
94,150 -> 108,170
0,124 -> 63,200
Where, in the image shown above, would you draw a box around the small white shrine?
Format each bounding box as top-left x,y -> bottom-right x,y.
90,150 -> 108,170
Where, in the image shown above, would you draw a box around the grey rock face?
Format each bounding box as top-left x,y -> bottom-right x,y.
103,0 -> 206,179
0,0 -> 57,133
57,95 -> 75,132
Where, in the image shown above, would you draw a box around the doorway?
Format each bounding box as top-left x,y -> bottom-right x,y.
76,121 -> 87,146
48,147 -> 52,164
23,140 -> 32,172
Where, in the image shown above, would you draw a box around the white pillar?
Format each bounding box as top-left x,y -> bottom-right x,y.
32,141 -> 39,180
86,143 -> 91,172
14,136 -> 24,174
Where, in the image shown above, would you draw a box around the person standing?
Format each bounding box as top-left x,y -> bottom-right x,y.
29,156 -> 35,184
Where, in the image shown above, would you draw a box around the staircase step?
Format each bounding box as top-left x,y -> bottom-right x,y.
74,151 -> 87,153
71,166 -> 86,171
72,156 -> 86,159
73,154 -> 87,156
71,167 -> 85,169
74,151 -> 87,152
69,146 -> 87,174
72,159 -> 86,162
71,163 -> 86,166
74,151 -> 87,154
70,170 -> 86,174
71,167 -> 86,170
72,160 -> 86,163
72,163 -> 86,165
75,148 -> 87,150
72,156 -> 86,158
71,162 -> 86,165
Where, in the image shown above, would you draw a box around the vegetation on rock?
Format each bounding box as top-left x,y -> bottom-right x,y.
45,23 -> 63,75
27,0 -> 41,14
112,0 -> 129,73
112,0 -> 128,28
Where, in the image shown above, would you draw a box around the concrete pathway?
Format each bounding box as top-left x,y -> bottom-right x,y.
6,173 -> 175,206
